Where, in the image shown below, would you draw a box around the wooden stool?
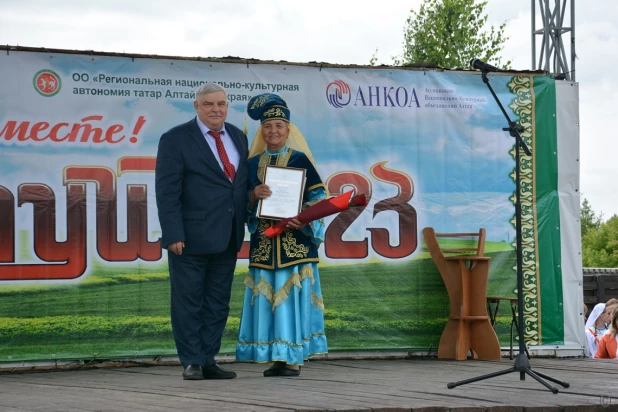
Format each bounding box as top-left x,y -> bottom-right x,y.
423,227 -> 501,360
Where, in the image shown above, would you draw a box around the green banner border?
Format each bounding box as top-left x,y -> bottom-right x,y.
532,76 -> 564,344
508,75 -> 563,345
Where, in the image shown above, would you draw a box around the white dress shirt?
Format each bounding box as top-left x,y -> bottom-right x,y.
195,117 -> 240,178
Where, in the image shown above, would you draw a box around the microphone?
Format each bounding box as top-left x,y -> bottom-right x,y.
469,58 -> 501,72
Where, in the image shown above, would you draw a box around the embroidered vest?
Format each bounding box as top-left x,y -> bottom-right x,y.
248,149 -> 324,270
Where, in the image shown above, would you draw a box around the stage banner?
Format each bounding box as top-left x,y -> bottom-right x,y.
0,49 -> 577,362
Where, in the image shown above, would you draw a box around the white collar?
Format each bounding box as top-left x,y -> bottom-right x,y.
196,116 -> 227,137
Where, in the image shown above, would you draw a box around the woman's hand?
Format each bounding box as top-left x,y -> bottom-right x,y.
286,218 -> 306,230
251,184 -> 272,202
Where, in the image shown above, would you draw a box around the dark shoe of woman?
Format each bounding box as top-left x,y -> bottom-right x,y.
263,362 -> 285,377
279,365 -> 301,377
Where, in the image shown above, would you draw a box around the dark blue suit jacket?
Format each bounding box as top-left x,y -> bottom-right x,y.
155,118 -> 249,255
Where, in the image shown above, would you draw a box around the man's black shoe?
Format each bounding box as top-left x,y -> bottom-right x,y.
202,364 -> 237,379
182,365 -> 204,380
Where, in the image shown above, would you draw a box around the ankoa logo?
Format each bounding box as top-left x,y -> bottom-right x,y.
326,80 -> 420,108
33,69 -> 61,97
326,80 -> 351,108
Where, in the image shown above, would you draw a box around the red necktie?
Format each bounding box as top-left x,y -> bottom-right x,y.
208,131 -> 236,182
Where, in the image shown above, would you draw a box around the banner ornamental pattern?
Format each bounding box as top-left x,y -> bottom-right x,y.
507,76 -> 539,345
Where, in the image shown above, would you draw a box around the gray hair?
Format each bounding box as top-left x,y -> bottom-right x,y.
195,82 -> 227,102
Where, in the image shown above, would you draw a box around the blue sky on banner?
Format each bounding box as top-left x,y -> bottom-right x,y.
0,53 -> 518,246
1,0 -> 616,222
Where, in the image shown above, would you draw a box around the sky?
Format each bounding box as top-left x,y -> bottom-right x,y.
1,0 -> 617,219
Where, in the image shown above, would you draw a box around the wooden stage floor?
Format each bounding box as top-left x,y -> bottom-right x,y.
1,357 -> 618,411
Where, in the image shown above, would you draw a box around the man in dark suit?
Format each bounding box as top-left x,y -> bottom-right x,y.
155,83 -> 248,380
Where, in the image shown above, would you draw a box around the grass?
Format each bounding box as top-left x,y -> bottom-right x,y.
0,241 -> 518,362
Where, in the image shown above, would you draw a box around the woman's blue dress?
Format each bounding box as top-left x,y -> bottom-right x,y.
236,147 -> 328,365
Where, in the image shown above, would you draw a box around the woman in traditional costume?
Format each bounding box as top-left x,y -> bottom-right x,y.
236,93 -> 328,377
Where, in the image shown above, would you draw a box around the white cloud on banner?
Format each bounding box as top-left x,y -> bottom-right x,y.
414,192 -> 516,243
463,126 -> 516,161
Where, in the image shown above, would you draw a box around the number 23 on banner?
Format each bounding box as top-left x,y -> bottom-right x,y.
324,161 -> 417,259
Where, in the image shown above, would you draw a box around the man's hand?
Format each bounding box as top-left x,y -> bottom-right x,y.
169,241 -> 185,255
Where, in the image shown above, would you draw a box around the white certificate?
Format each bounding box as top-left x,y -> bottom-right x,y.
257,166 -> 306,220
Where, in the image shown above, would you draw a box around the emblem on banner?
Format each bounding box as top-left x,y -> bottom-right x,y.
326,80 -> 351,108
33,69 -> 62,97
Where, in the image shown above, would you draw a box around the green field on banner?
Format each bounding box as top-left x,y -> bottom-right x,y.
0,241 -> 516,362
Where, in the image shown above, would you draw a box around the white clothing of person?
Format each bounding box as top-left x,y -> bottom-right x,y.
584,303 -> 606,357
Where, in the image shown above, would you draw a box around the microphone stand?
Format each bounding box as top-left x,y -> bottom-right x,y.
446,68 -> 570,394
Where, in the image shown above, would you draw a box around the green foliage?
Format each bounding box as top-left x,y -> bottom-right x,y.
582,215 -> 618,268
0,316 -> 172,339
369,48 -> 380,67
581,197 -> 602,238
393,0 -> 511,69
